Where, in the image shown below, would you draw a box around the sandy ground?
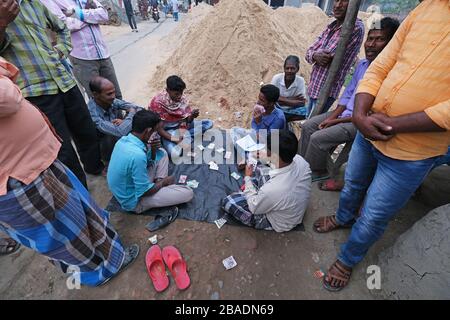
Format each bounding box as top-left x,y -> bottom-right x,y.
0,13 -> 445,300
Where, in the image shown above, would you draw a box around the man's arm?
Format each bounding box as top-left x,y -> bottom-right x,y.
89,103 -> 132,137
0,0 -> 20,51
278,96 -> 306,107
43,4 -> 73,58
73,0 -> 109,25
305,28 -> 326,64
243,177 -> 275,215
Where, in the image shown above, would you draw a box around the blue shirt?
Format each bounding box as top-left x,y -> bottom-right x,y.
107,133 -> 164,211
251,107 -> 286,131
88,98 -> 141,137
338,59 -> 370,118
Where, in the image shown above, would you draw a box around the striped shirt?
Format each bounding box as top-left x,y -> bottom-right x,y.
357,0 -> 450,161
306,19 -> 365,100
0,0 -> 76,98
41,0 -> 110,60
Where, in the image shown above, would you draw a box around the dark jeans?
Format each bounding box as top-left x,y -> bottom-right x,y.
98,131 -> 119,162
27,87 -> 104,187
126,14 -> 137,30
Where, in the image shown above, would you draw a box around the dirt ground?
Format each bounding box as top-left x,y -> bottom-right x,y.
0,13 -> 445,300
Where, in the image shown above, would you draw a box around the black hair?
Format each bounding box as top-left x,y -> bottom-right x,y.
89,76 -> 106,94
166,75 -> 186,92
369,17 -> 400,41
267,130 -> 298,164
131,110 -> 161,133
260,84 -> 280,103
284,55 -> 300,69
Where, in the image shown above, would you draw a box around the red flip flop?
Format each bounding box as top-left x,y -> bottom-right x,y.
145,245 -> 169,292
162,246 -> 191,290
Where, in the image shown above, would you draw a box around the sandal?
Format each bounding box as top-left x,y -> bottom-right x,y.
323,260 -> 352,292
98,244 -> 140,286
318,179 -> 344,192
313,215 -> 354,233
0,237 -> 21,255
146,207 -> 179,232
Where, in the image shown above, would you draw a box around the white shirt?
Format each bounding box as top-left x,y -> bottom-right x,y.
243,155 -> 312,232
271,73 -> 306,108
172,0 -> 179,12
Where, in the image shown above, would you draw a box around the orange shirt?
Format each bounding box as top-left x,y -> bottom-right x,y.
357,0 -> 450,161
0,59 -> 61,195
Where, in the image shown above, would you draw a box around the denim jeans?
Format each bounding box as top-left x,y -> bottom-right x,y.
335,132 -> 439,268
162,119 -> 213,157
306,96 -> 336,118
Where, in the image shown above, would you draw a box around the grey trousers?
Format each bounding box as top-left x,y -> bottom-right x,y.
298,112 -> 357,172
135,149 -> 194,213
70,56 -> 123,100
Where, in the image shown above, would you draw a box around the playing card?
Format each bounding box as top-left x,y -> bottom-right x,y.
209,161 -> 219,171
224,151 -> 232,159
231,172 -> 241,180
148,235 -> 158,245
223,256 -> 237,270
207,143 -> 215,150
186,151 -> 197,157
186,180 -> 199,188
216,148 -> 225,153
214,218 -> 227,229
178,175 -> 187,184
197,145 -> 205,151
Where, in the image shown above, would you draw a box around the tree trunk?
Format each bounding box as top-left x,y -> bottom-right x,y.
310,0 -> 362,117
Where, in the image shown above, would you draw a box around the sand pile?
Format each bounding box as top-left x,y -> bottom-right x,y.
149,0 -> 331,128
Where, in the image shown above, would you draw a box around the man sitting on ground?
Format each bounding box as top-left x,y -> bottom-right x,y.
107,110 -> 194,213
88,76 -> 142,170
298,17 -> 400,183
271,55 -> 307,121
222,130 -> 312,232
149,75 -> 213,158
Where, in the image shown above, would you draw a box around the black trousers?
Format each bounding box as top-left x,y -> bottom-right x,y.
126,14 -> 137,30
27,87 -> 104,187
98,131 -> 119,163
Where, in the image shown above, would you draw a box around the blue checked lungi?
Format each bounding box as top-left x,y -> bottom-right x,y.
0,160 -> 125,286
222,166 -> 273,230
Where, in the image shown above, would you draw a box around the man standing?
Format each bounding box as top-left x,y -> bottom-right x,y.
171,0 -> 179,21
314,0 -> 450,291
299,17 -> 400,182
123,0 -> 138,31
0,57 -> 138,286
0,0 -> 104,186
305,0 -> 364,117
41,0 -> 124,99
88,76 -> 142,167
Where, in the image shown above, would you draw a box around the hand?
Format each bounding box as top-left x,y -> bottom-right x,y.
161,175 -> 175,187
318,117 -> 337,129
112,119 -> 123,126
0,0 -> 20,28
245,163 -> 254,177
353,114 -> 394,141
149,137 -> 161,151
85,0 -> 97,9
313,50 -> 333,67
191,109 -> 200,119
128,107 -> 137,114
0,64 -> 13,78
295,94 -> 306,105
62,8 -> 75,17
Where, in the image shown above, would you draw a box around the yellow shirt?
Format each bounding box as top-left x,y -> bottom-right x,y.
357,0 -> 450,161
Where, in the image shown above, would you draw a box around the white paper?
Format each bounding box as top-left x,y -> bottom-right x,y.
214,218 -> 227,229
209,161 -> 219,171
207,143 -> 215,150
223,256 -> 237,270
197,145 -> 205,151
236,135 -> 265,152
216,148 -> 225,154
224,151 -> 232,159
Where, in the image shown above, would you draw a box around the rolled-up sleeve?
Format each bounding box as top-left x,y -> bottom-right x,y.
75,1 -> 109,24
424,99 -> 450,130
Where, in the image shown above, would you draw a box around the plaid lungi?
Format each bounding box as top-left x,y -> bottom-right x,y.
222,165 -> 273,230
0,160 -> 125,286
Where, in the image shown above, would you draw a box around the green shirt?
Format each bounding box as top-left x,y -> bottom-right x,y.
0,0 -> 76,98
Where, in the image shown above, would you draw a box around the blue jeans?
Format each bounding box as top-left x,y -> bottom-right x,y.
432,146 -> 450,169
162,119 -> 213,157
336,133 -> 439,268
306,96 -> 335,118
173,12 -> 179,21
